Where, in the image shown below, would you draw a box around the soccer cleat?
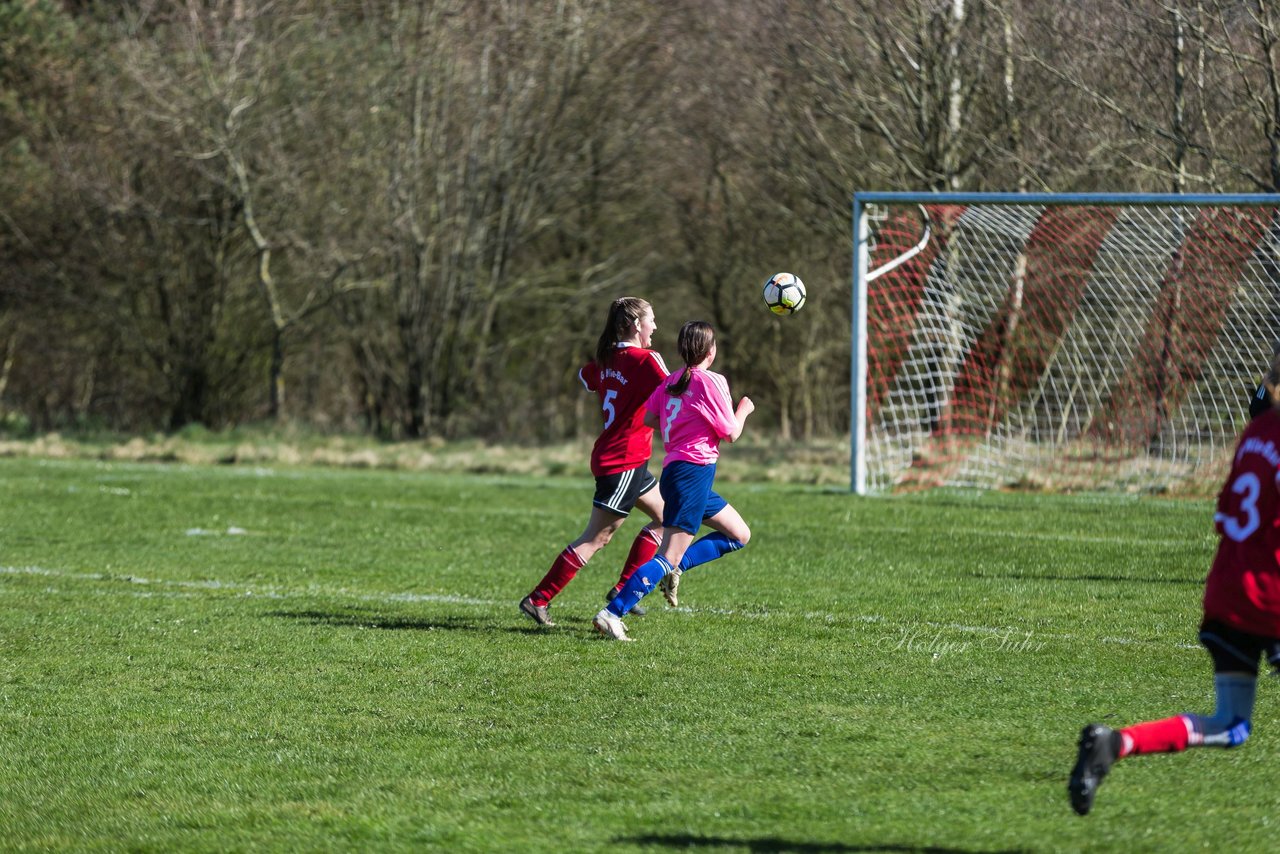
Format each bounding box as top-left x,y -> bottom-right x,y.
592,608 -> 633,641
1068,723 -> 1119,816
659,568 -> 683,607
519,595 -> 555,627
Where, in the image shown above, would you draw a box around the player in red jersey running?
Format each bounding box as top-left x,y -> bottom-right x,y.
1069,345 -> 1280,815
519,297 -> 670,627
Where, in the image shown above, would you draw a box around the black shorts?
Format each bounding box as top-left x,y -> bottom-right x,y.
1199,618 -> 1280,676
592,465 -> 658,517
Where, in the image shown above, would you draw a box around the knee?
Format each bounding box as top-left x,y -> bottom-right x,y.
735,525 -> 751,547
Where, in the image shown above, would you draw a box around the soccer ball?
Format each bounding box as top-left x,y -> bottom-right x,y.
762,272 -> 806,315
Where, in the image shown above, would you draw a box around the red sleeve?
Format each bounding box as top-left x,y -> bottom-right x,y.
639,350 -> 669,395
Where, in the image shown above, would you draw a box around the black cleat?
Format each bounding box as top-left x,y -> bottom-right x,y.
1069,723 -> 1118,816
519,595 -> 555,627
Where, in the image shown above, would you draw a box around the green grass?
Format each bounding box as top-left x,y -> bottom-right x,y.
0,457 -> 1275,852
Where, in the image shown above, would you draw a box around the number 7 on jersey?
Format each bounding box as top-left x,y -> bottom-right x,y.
662,398 -> 682,443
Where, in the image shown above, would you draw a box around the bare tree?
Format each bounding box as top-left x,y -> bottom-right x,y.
1023,0 -> 1280,193
337,1 -> 668,439
113,2 -> 374,422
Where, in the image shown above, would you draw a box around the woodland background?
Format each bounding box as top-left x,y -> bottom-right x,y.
4,0 -> 1280,443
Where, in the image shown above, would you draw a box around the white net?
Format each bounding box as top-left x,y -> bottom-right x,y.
859,197 -> 1280,494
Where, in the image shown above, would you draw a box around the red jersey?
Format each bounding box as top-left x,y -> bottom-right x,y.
578,344 -> 668,476
1204,409 -> 1280,637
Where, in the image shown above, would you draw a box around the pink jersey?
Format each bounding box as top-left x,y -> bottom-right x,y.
644,367 -> 738,468
1204,409 -> 1280,637
579,344 -> 669,476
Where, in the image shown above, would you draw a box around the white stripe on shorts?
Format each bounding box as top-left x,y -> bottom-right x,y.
602,467 -> 634,512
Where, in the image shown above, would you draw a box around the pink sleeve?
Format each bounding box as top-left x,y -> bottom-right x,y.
645,378 -> 668,419
695,371 -> 738,438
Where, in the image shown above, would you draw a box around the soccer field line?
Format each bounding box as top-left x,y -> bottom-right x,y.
0,563 -> 1199,651
838,523 -> 1198,550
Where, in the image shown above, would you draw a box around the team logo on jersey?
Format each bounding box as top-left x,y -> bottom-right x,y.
1239,437 -> 1280,468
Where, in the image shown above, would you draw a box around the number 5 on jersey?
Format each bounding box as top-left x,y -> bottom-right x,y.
602,390 -> 617,430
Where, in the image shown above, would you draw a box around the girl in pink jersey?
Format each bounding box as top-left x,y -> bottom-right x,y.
593,320 -> 754,641
1068,343 -> 1280,815
519,297 -> 671,627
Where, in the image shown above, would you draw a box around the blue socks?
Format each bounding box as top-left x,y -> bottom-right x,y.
678,532 -> 743,571
606,533 -> 745,617
608,556 -> 671,616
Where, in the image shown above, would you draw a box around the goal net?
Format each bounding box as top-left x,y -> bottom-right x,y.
852,192 -> 1280,495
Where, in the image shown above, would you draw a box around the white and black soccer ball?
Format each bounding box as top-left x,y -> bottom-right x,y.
762,272 -> 806,316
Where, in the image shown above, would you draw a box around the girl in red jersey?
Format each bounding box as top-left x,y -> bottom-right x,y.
519,297 -> 670,627
1069,344 -> 1280,816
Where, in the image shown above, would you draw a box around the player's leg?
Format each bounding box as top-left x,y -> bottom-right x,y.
606,470 -> 665,603
602,527 -> 694,616
1069,620 -> 1265,815
594,524 -> 696,641
521,502 -> 625,626
1120,621 -> 1262,754
701,501 -> 750,545
678,500 -> 749,569
594,462 -> 706,639
1071,671 -> 1257,816
660,492 -> 749,607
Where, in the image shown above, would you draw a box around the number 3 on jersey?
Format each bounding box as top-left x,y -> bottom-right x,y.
1219,471 -> 1262,542
662,398 -> 682,443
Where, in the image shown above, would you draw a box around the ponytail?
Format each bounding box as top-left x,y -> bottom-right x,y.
667,367 -> 694,396
667,321 -> 715,396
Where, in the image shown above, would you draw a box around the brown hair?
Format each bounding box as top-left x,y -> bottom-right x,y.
667,320 -> 715,396
595,297 -> 651,367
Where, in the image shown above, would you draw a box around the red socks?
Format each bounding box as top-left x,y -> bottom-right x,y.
1119,715 -> 1191,757
609,526 -> 661,598
529,546 -> 585,606
531,527 -> 662,605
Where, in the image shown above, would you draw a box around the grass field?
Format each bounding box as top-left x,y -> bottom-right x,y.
2,456 -> 1277,852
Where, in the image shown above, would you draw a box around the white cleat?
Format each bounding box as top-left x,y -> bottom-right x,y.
659,568 -> 682,607
592,608 -> 633,641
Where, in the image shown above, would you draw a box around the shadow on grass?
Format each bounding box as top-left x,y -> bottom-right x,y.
616,835 -> 1029,854
969,571 -> 1199,586
268,608 -> 582,636
268,609 -> 487,632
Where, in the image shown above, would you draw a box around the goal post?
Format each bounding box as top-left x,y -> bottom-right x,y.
851,191 -> 1280,495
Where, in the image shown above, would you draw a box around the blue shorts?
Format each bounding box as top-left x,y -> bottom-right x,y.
660,460 -> 728,534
